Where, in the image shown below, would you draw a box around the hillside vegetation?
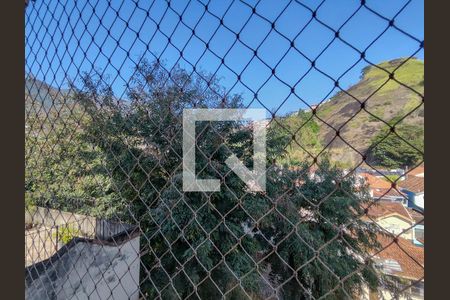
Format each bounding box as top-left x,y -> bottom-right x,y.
26,57 -> 424,172
277,58 -> 424,168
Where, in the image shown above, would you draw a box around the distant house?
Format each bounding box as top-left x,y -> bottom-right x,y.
370,234 -> 424,300
372,188 -> 408,204
362,201 -> 414,240
356,164 -> 406,180
362,201 -> 424,245
359,201 -> 424,299
358,173 -> 408,204
408,163 -> 424,178
398,176 -> 424,209
407,207 -> 424,246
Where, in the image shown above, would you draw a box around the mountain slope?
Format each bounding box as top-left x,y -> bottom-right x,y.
25,58 -> 424,169
279,58 -> 424,167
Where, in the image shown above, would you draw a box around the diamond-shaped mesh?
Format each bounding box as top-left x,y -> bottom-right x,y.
25,0 -> 424,299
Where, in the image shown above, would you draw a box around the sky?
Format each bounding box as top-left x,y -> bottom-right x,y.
25,0 -> 424,116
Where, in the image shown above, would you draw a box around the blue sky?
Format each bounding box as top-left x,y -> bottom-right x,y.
25,0 -> 424,116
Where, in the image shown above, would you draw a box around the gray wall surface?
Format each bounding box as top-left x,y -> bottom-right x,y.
26,236 -> 140,300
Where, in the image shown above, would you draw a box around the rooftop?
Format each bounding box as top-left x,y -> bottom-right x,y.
374,234 -> 424,281
372,188 -> 407,199
363,201 -> 413,223
398,176 -> 424,194
408,163 -> 424,177
407,207 -> 425,225
359,173 -> 392,190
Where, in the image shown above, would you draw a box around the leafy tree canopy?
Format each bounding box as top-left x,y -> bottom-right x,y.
27,59 -> 382,299
368,124 -> 423,169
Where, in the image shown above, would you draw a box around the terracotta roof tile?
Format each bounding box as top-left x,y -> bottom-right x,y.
406,208 -> 424,225
398,176 -> 424,193
359,173 -> 392,189
364,201 -> 412,222
374,234 -> 424,281
408,164 -> 424,177
372,188 -> 407,199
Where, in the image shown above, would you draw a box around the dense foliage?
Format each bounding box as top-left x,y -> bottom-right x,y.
25,95 -> 122,217
26,60 -> 381,299
368,124 -> 424,168
271,110 -> 322,165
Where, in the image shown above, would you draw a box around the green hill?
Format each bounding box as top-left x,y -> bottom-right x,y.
276,58 -> 424,168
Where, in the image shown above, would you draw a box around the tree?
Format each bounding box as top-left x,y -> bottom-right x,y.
25,89 -> 122,218
267,110 -> 322,167
73,59 -> 381,299
368,124 -> 423,168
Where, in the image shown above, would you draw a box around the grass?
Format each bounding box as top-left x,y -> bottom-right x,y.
316,101 -> 341,119
276,57 -> 424,166
385,174 -> 401,183
403,96 -> 422,114
364,58 -> 424,95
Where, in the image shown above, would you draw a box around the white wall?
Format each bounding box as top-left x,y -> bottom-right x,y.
415,193 -> 424,209
377,215 -> 414,240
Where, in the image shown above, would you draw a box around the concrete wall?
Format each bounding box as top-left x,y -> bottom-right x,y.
26,207 -> 133,242
25,207 -> 97,237
414,193 -> 424,209
26,235 -> 140,300
25,226 -> 57,267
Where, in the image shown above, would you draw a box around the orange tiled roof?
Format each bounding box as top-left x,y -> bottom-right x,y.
364,201 -> 412,222
408,164 -> 424,177
398,176 -> 424,193
372,188 -> 407,199
374,234 -> 424,281
359,173 -> 392,189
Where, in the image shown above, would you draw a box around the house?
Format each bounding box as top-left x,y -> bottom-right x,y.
359,173 -> 391,189
362,201 -> 414,240
398,176 -> 424,209
359,201 -> 424,299
371,234 -> 424,299
361,201 -> 424,244
372,188 -> 408,204
407,207 -> 424,246
358,173 -> 408,204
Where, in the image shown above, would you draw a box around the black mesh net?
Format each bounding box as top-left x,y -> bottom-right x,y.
25,1 -> 424,299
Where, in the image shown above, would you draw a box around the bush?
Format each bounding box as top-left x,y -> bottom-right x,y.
54,225 -> 81,244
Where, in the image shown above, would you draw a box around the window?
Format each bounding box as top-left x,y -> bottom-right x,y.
415,226 -> 424,241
